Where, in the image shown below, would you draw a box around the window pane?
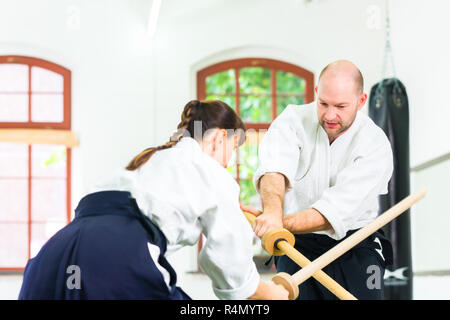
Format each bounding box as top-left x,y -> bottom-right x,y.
31,93 -> 63,122
276,70 -> 305,94
239,67 -> 271,94
226,150 -> 237,178
0,93 -> 29,122
0,178 -> 28,223
32,144 -> 66,178
205,94 -> 236,111
0,143 -> 28,177
0,223 -> 28,267
237,130 -> 266,206
206,69 -> 235,94
277,96 -> 305,115
31,178 -> 67,222
240,96 -> 271,122
0,64 -> 28,92
31,66 -> 63,93
238,144 -> 258,180
239,179 -> 258,207
30,221 -> 66,258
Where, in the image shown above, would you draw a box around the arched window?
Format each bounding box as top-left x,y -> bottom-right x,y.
197,58 -> 314,271
0,56 -> 74,272
197,58 -> 314,206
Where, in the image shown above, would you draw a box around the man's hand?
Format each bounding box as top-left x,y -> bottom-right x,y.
242,173 -> 287,238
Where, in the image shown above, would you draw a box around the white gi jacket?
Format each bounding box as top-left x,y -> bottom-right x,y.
254,102 -> 394,240
90,137 -> 259,300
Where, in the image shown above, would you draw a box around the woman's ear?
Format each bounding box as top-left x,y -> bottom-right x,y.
210,129 -> 222,152
219,129 -> 227,142
215,129 -> 227,147
213,134 -> 219,151
234,134 -> 240,148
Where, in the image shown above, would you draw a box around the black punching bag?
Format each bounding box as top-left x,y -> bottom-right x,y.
369,78 -> 412,300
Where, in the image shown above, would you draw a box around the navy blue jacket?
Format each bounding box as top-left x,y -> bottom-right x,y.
19,191 -> 190,300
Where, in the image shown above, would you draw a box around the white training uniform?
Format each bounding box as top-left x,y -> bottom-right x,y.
254,102 -> 394,240
90,137 -> 260,300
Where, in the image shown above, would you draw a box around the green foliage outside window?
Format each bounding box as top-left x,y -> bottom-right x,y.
206,67 -> 305,207
43,148 -> 66,167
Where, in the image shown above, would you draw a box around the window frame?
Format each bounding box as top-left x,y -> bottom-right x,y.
0,55 -> 72,272
0,55 -> 71,129
197,57 -> 314,126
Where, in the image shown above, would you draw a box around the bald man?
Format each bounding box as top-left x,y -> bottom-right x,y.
245,60 -> 394,300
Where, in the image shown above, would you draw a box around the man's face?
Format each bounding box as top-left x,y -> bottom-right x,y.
315,75 -> 367,143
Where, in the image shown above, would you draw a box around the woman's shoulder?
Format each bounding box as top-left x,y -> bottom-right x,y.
142,138 -> 238,190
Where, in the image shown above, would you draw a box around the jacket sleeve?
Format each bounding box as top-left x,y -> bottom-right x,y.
253,107 -> 302,192
198,173 -> 260,300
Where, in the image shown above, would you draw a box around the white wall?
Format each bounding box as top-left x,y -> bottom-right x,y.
153,0 -> 387,145
0,0 -> 157,210
389,0 -> 450,279
411,159 -> 450,273
390,0 -> 450,167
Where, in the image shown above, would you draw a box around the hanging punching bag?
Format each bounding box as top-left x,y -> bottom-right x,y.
369,78 -> 412,300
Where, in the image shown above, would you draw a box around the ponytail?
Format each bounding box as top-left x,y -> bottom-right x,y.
126,99 -> 245,171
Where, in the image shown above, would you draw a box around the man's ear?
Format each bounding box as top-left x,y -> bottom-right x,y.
358,93 -> 368,110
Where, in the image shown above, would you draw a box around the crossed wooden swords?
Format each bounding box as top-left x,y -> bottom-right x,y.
243,188 -> 427,300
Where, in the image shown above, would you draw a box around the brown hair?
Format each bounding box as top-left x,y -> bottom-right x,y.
126,99 -> 245,171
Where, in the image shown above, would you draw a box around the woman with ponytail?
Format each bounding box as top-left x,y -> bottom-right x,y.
19,100 -> 288,300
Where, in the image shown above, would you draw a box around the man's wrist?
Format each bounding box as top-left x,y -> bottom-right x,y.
261,207 -> 283,217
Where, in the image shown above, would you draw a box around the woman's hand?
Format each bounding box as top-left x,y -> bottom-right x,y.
266,281 -> 289,300
240,204 -> 283,238
248,280 -> 289,300
240,204 -> 262,217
